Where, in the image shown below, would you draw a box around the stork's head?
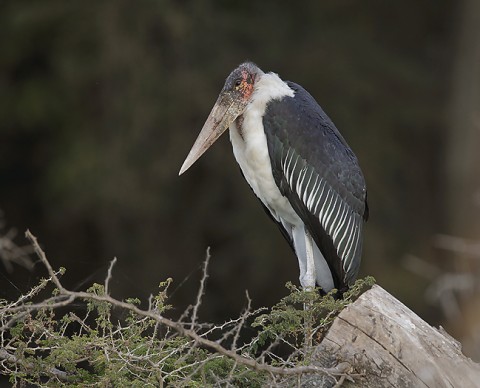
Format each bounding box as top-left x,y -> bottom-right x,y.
179,62 -> 263,175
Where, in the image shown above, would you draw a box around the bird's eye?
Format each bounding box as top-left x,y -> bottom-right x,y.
234,79 -> 242,87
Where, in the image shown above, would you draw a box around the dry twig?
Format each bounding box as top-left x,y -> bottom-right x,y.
0,232 -> 362,385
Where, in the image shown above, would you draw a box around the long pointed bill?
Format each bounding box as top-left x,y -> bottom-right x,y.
179,93 -> 242,175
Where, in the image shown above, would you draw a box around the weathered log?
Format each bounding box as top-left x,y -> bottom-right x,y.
308,285 -> 480,387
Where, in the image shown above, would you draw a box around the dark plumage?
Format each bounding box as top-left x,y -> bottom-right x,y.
263,82 -> 368,289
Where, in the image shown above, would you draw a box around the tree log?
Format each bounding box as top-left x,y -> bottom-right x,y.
309,285 -> 480,387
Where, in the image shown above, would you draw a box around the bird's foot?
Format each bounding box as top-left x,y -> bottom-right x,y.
299,272 -> 316,290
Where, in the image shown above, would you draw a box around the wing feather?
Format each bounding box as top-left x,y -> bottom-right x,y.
263,82 -> 368,288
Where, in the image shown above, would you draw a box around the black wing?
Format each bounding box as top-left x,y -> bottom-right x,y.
262,81 -> 368,288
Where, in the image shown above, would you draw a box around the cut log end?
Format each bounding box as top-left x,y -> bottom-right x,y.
309,285 -> 480,388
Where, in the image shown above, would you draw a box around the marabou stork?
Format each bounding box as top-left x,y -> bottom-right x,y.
179,62 -> 368,293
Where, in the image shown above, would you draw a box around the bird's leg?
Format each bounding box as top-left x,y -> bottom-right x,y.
303,230 -> 316,290
303,230 -> 316,351
292,226 -> 307,288
292,226 -> 316,351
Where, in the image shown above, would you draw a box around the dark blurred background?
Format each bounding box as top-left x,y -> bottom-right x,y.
1,1 -> 479,361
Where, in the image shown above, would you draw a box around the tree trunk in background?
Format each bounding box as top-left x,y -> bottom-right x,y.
446,0 -> 480,237
309,285 -> 480,388
444,0 -> 480,362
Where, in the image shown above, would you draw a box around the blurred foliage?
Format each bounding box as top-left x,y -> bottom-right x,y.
0,1 -> 458,330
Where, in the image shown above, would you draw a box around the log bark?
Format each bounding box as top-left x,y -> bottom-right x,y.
308,285 -> 480,387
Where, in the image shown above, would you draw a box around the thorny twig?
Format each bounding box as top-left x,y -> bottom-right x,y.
105,257 -> 117,296
0,232 -> 362,384
25,230 -> 64,292
190,247 -> 210,330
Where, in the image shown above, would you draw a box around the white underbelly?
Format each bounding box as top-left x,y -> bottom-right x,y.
229,120 -> 301,227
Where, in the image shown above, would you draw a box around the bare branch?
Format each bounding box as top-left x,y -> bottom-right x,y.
231,290 -> 251,351
434,234 -> 480,259
25,230 -> 64,292
0,226 -> 34,272
190,247 -> 210,330
105,257 -> 117,295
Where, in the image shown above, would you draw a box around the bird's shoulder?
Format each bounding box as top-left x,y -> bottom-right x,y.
263,81 -> 367,218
